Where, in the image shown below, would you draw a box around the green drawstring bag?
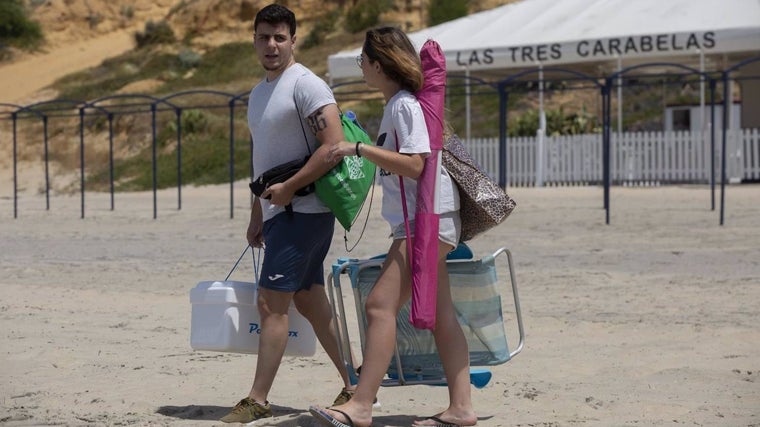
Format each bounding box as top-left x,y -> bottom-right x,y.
315,111 -> 376,231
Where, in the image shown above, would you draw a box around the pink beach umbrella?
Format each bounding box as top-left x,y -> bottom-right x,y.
409,39 -> 446,330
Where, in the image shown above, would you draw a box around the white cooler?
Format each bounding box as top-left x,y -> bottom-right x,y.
189,280 -> 316,356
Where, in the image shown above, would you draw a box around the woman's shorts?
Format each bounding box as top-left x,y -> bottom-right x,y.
260,212 -> 334,293
390,211 -> 461,249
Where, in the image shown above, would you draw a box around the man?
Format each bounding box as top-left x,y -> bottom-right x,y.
220,4 -> 354,423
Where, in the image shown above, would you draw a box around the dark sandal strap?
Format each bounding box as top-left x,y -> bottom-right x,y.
328,407 -> 355,427
427,416 -> 461,427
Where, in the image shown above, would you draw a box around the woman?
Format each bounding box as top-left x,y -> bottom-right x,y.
309,27 -> 477,427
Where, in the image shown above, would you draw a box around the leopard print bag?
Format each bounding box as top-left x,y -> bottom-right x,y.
442,134 -> 517,242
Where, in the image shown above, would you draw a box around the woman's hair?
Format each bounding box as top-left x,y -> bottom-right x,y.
254,4 -> 296,36
443,120 -> 455,141
364,27 -> 423,93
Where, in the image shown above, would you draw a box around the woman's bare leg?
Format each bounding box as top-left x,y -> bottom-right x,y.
414,241 -> 477,426
318,239 -> 412,427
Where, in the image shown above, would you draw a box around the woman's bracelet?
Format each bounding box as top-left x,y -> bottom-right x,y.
355,142 -> 362,157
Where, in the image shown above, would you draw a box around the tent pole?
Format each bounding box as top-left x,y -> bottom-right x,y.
536,64 -> 545,187
699,50 -> 707,194
498,83 -> 508,189
709,78 -> 716,211
699,50 -> 705,133
617,57 -> 624,182
720,72 -> 728,225
617,56 -> 623,134
602,79 -> 611,224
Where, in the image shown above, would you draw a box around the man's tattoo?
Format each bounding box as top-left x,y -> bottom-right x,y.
307,106 -> 328,135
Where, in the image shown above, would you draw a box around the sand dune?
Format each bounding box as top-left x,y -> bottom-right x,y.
0,31 -> 137,105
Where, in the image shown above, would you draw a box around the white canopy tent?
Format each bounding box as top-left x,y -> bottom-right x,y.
328,0 -> 760,80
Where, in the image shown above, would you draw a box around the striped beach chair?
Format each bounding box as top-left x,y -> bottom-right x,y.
327,244 -> 524,388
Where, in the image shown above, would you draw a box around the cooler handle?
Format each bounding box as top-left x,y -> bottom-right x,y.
225,244 -> 263,282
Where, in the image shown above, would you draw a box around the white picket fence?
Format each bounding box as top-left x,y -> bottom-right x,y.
466,128 -> 760,186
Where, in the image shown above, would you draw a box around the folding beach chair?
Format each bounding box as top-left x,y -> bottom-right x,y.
327,244 -> 524,388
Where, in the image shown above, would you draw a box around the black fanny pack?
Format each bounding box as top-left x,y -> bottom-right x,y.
249,156 -> 314,199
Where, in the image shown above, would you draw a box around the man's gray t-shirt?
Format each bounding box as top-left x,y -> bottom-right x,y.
247,63 -> 336,222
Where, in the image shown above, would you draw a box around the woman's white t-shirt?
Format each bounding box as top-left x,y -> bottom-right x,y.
376,90 -> 459,229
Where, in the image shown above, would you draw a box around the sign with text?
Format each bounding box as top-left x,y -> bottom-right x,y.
445,29 -> 759,71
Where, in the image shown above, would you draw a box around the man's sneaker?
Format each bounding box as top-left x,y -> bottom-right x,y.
332,388 -> 381,409
220,397 -> 273,423
332,388 -> 353,406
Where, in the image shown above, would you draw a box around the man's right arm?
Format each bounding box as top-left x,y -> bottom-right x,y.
246,197 -> 264,248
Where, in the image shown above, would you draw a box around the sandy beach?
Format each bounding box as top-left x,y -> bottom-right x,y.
1,180 -> 759,426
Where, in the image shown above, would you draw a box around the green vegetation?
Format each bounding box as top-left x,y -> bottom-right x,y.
177,48 -> 202,69
54,41 -> 261,100
344,0 -> 393,33
428,0 -> 469,26
161,42 -> 262,93
86,108 -> 252,192
47,30 -> 266,193
135,20 -> 176,48
508,107 -> 600,137
100,134 -> 252,191
0,0 -> 44,51
302,10 -> 340,49
55,51 -> 179,100
443,78 -> 511,138
120,5 -> 135,20
86,11 -> 103,29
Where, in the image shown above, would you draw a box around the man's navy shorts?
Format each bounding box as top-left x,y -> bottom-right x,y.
259,211 -> 334,293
